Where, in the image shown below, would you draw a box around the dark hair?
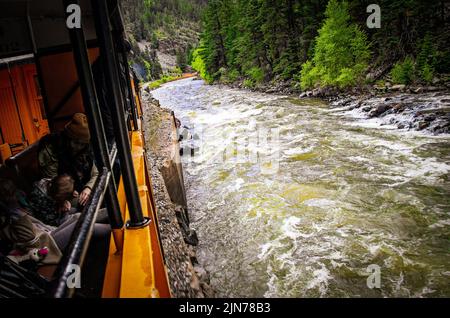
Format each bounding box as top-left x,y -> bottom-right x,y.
0,178 -> 18,207
48,174 -> 74,205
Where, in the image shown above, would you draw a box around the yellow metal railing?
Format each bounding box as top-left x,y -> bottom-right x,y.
102,130 -> 171,298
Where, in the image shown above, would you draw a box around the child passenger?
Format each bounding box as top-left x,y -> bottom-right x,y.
28,174 -> 78,227
0,178 -> 62,264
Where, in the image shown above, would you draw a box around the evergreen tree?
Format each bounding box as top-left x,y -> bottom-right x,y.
193,0 -> 448,87
300,0 -> 371,89
200,0 -> 228,79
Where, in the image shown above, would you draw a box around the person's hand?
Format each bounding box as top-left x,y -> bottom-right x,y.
61,200 -> 71,213
73,190 -> 79,199
79,188 -> 92,206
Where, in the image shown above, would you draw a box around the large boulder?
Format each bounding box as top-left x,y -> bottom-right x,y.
369,104 -> 391,117
390,84 -> 406,91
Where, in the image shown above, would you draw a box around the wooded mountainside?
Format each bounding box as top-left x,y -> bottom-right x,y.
121,0 -> 206,80
191,0 -> 450,90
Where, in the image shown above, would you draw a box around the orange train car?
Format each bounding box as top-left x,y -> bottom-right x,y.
0,0 -> 171,298
0,59 -> 50,158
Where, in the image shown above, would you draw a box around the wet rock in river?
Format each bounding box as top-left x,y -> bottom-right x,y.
392,103 -> 406,112
424,86 -> 440,92
390,84 -> 406,91
412,87 -> 424,94
418,121 -> 430,130
369,104 -> 391,117
362,106 -> 372,112
424,115 -> 436,122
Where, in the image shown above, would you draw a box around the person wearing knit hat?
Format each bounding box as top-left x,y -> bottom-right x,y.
64,113 -> 90,144
64,113 -> 92,159
38,113 -> 99,209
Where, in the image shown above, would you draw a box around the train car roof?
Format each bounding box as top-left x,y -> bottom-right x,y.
0,0 -> 123,58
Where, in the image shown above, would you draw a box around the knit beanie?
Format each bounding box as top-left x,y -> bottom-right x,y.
64,113 -> 90,143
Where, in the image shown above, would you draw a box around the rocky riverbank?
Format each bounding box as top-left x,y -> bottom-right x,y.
140,93 -> 214,298
327,90 -> 450,134
202,76 -> 450,135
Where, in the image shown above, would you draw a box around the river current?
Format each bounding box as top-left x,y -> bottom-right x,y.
152,78 -> 450,297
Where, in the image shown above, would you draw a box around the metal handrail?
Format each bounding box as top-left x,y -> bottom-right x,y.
109,142 -> 118,166
52,168 -> 110,298
92,0 -> 148,229
63,0 -> 123,230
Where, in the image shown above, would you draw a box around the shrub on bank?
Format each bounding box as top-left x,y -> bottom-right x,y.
245,67 -> 265,84
243,79 -> 255,88
191,48 -> 213,83
299,0 -> 371,90
391,57 -> 415,85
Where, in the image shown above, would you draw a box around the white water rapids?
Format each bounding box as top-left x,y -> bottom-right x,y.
152,78 -> 450,297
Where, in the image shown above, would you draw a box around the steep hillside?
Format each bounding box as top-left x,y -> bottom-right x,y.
193,0 -> 450,91
121,0 -> 206,81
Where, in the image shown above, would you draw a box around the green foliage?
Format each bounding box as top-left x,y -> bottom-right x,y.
148,74 -> 182,90
421,63 -> 434,84
299,0 -> 371,90
122,0 -> 205,81
176,50 -> 187,72
143,0 -> 152,9
300,60 -> 319,89
185,44 -> 195,65
171,67 -> 183,76
143,59 -> 152,79
194,0 -> 447,88
273,52 -> 303,80
436,51 -> 450,74
227,69 -> 241,82
243,79 -> 255,88
336,68 -> 357,88
246,67 -> 264,84
416,35 -> 436,72
391,57 -> 415,85
389,34 -> 440,85
191,48 -> 213,83
197,0 -> 329,85
219,68 -> 240,84
416,34 -> 437,83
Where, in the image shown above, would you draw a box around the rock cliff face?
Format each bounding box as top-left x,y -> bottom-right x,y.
121,0 -> 205,79
140,92 -> 213,298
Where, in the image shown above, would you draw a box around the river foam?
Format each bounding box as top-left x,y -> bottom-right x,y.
152,78 -> 450,297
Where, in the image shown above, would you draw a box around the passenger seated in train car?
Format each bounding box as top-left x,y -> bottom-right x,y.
38,113 -> 98,209
0,178 -> 62,266
0,178 -> 111,268
28,174 -> 77,227
28,173 -> 110,225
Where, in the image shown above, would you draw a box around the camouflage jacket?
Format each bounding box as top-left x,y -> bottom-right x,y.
38,133 -> 98,191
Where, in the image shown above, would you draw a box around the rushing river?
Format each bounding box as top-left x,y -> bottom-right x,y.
152,78 -> 450,298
